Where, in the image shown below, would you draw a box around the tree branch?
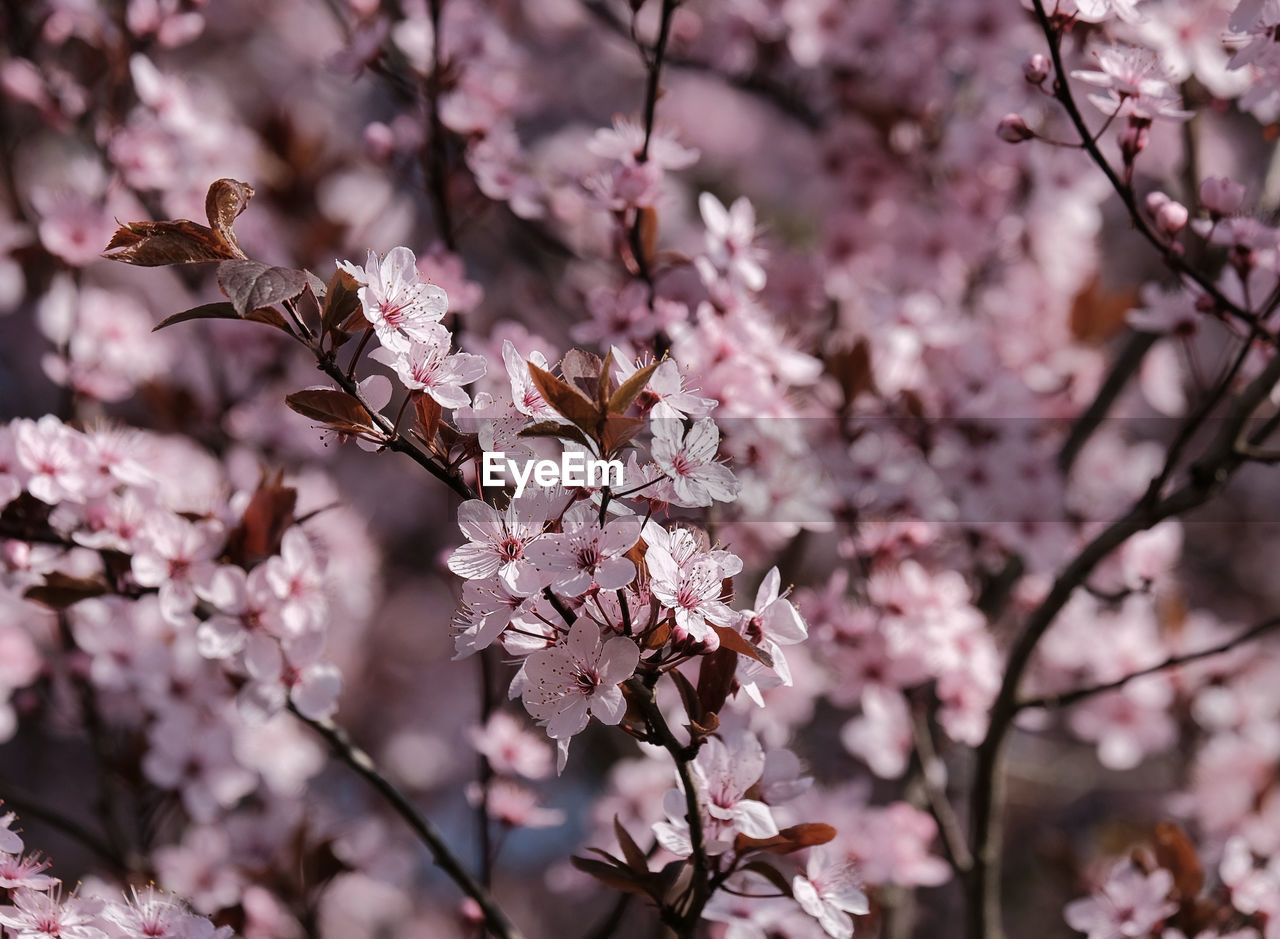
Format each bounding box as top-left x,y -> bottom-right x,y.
1017,615 -> 1280,712
966,348 -> 1280,939
290,705 -> 527,939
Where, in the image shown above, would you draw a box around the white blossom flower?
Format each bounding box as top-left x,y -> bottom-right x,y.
337,246 -> 448,353
369,324 -> 486,409
793,849 -> 870,939
448,496 -> 550,596
525,502 -> 642,596
520,618 -> 639,745
651,417 -> 740,507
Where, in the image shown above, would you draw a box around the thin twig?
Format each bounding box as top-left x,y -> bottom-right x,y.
1030,0 -> 1272,343
908,703 -> 972,874
1018,615 -> 1280,711
965,347 -> 1280,939
290,705 -> 526,939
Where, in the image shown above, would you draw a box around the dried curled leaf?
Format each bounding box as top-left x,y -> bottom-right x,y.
218,260 -> 309,317
104,177 -> 254,266
205,178 -> 255,254
104,219 -> 238,266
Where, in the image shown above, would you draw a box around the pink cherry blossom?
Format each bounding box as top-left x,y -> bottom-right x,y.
525,502 -> 641,596
520,618 -> 639,745
337,246 -> 449,353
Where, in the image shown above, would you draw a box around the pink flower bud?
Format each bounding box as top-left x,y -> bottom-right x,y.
997,113 -> 1034,143
363,121 -> 395,162
1024,54 -> 1051,84
1199,176 -> 1246,217
1146,192 -> 1187,235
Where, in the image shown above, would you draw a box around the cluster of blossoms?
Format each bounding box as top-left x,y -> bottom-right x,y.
0,812 -> 230,939
5,0 -> 1280,936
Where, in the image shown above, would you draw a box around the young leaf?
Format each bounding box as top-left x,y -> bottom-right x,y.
517,420 -> 594,451
528,362 -> 602,433
597,348 -> 615,408
286,389 -> 380,436
740,861 -> 795,898
570,856 -> 650,895
560,349 -> 603,398
608,361 -> 659,414
613,817 -> 648,874
153,302 -> 242,331
218,260 -> 309,317
322,268 -> 362,338
600,414 -> 644,455
414,394 -> 443,447
224,471 -> 297,565
735,823 -> 837,856
667,667 -> 703,730
696,647 -> 739,718
712,624 -> 774,668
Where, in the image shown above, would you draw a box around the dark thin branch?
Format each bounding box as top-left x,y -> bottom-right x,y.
966,347 -> 1280,939
290,705 -> 526,939
909,703 -> 972,874
581,1 -> 822,130
623,676 -> 708,935
1030,0 -> 1272,344
1017,615 -> 1280,712
313,352 -> 474,500
1058,331 -> 1157,475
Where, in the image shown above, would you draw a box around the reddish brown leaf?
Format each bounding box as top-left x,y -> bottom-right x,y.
322,268 -> 363,340
712,624 -> 774,668
735,823 -> 837,856
1153,822 -> 1203,898
697,646 -> 739,717
517,420 -> 594,451
741,861 -> 795,898
204,178 -> 254,255
225,471 -> 297,564
153,302 -> 242,331
104,219 -> 236,266
638,206 -> 658,270
560,349 -> 603,399
414,395 -> 443,447
218,260 -> 309,317
286,389 -> 380,436
668,667 -> 703,728
613,817 -> 648,874
600,414 -> 644,456
528,362 -> 602,433
609,361 -> 659,415
570,856 -> 650,895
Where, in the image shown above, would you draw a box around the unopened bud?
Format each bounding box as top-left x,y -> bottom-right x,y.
1146,191 -> 1188,235
997,113 -> 1034,143
1024,53 -> 1050,84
